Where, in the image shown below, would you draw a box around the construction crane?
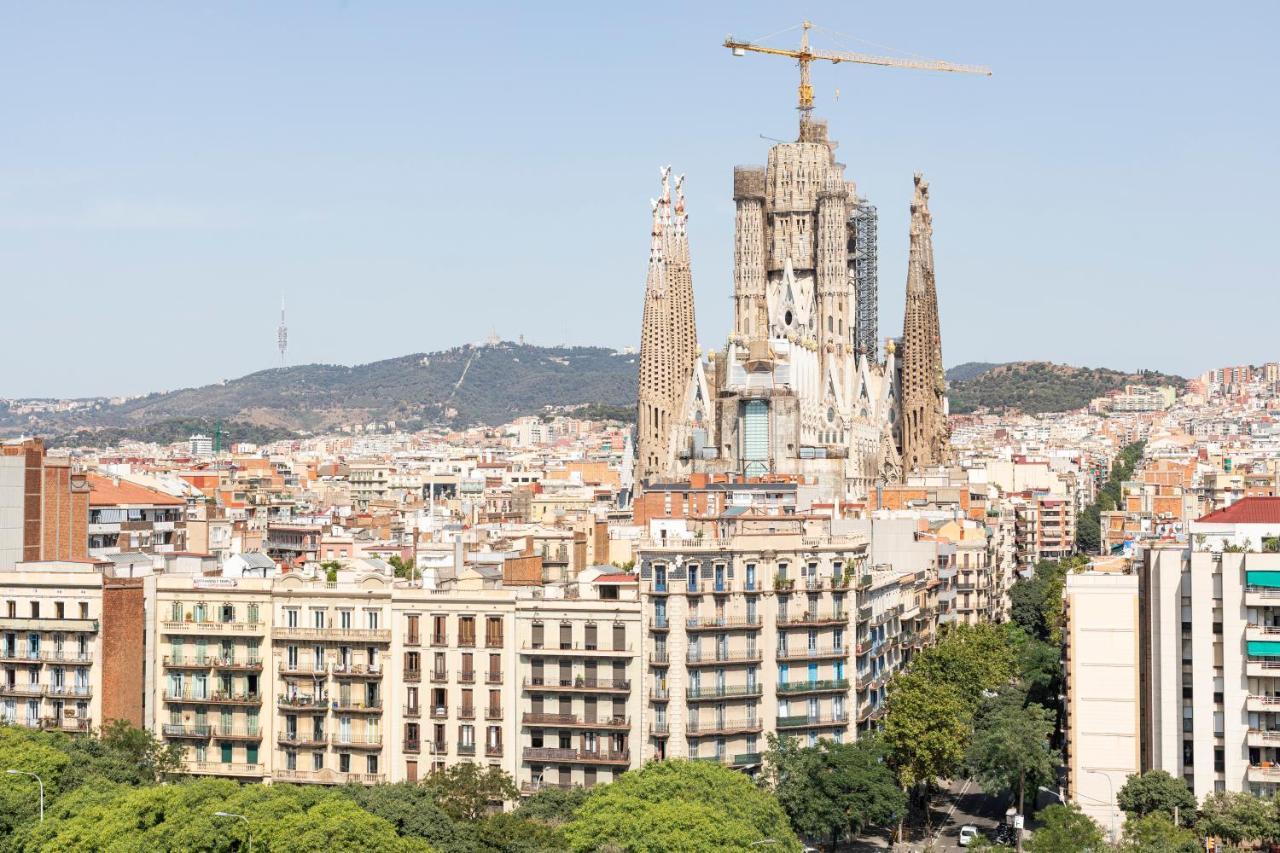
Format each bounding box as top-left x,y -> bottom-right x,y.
724,21 -> 990,134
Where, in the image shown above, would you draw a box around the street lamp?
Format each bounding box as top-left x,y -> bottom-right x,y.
6,769 -> 44,822
214,811 -> 251,853
1086,769 -> 1117,844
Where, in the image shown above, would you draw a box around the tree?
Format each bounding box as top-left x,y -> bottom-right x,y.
883,669 -> 972,827
98,719 -> 185,782
515,784 -> 591,825
965,691 -> 1059,815
421,762 -> 518,822
564,759 -> 800,852
0,725 -> 72,837
1115,770 -> 1195,826
1025,804 -> 1107,853
1197,790 -> 1280,844
1119,811 -> 1199,853
387,555 -> 415,579
320,560 -> 341,582
19,777 -> 431,852
341,781 -> 475,850
474,812 -> 569,852
909,623 -> 1017,708
764,734 -> 905,846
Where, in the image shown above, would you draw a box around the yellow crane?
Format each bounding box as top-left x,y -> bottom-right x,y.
724,21 -> 990,133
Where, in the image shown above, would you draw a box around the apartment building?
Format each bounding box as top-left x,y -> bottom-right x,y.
1064,567 -> 1138,837
1013,492 -> 1076,565
1138,498 -> 1280,800
86,473 -> 187,557
515,578 -> 643,792
635,515 -> 920,772
0,438 -> 90,569
0,563 -> 107,732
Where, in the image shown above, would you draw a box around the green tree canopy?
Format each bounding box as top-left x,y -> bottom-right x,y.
1197,790 -> 1280,844
965,691 -> 1059,814
340,781 -> 474,850
1025,803 -> 1107,853
420,762 -> 518,822
910,623 -> 1017,708
515,785 -> 591,825
1115,770 -> 1195,826
883,669 -> 972,790
1119,811 -> 1199,853
564,759 -> 800,852
0,726 -> 73,837
19,777 -> 431,852
764,734 -> 905,846
473,812 -> 568,852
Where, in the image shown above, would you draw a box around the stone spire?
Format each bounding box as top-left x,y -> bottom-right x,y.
637,166 -> 697,484
898,173 -> 950,471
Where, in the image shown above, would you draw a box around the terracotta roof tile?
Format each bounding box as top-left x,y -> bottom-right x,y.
1197,497 -> 1280,524
86,473 -> 186,507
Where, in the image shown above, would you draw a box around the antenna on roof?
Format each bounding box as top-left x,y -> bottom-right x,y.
277,295 -> 288,368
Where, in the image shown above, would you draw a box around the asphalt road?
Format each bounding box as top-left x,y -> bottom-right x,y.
927,778 -> 1013,852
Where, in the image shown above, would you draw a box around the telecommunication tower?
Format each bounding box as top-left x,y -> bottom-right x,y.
277,297 -> 288,367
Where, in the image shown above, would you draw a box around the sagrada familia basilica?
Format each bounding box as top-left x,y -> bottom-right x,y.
636,114 -> 950,500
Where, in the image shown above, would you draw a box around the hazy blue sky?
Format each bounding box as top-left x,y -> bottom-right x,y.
2,1 -> 1276,397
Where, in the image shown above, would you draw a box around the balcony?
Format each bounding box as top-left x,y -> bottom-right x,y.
278,694 -> 328,711
779,612 -> 847,628
1246,659 -> 1280,679
164,690 -> 260,706
163,723 -> 212,739
403,704 -> 421,718
457,742 -> 477,756
458,705 -> 476,720
333,700 -> 383,714
430,670 -> 449,683
212,657 -> 263,673
332,664 -> 383,680
47,684 -> 93,699
405,634 -> 421,648
1247,729 -> 1280,748
522,713 -> 629,730
431,635 -> 448,647
485,671 -> 503,685
213,727 -> 263,742
278,731 -> 327,747
650,687 -> 671,701
651,618 -> 670,631
522,677 -> 631,694
685,684 -> 763,701
685,617 -> 763,632
776,713 -> 850,729
0,617 -> 99,633
1247,625 -> 1280,645
485,705 -> 503,721
649,651 -> 670,665
522,643 -> 636,658
458,671 -> 476,685
1247,695 -> 1280,713
188,761 -> 265,778
485,744 -> 503,758
777,679 -> 850,695
650,721 -> 670,736
521,747 -> 630,766
279,661 -> 328,678
685,649 -> 763,667
1248,764 -> 1280,783
332,735 -> 383,750
732,752 -> 763,766
161,620 -> 262,636
273,768 -> 385,785
271,626 -> 391,643
405,739 -> 421,754
164,655 -> 213,670
39,717 -> 92,733
777,645 -> 847,662
685,718 -> 762,736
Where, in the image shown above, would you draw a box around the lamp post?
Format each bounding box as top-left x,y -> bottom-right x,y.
1086,769 -> 1118,844
214,811 -> 251,853
6,769 -> 44,822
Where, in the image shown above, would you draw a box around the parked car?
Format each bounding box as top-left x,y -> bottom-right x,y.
958,825 -> 981,847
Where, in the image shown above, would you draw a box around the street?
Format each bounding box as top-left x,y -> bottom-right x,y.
835,778 -> 1013,852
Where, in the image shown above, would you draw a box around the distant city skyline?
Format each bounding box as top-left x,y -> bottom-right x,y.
2,1 -> 1277,397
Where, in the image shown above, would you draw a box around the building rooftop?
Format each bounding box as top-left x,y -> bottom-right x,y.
1197,497 -> 1280,524
86,473 -> 186,507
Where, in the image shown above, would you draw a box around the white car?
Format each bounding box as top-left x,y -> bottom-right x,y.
958,825 -> 980,847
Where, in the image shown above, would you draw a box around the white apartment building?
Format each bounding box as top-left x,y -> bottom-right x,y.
1139,498 -> 1280,799
1064,568 -> 1138,840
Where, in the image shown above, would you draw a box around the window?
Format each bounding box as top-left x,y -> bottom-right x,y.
313,752 -> 324,771
531,622 -> 544,649
285,608 -> 300,628
458,617 -> 475,647
339,610 -> 352,630
432,615 -> 447,645
366,610 -> 379,631
485,617 -> 503,647
312,609 -> 325,629
339,753 -> 351,773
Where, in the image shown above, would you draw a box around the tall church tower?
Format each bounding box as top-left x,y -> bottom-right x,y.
897,173 -> 950,471
637,168 -> 698,484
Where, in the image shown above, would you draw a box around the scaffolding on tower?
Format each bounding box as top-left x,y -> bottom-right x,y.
850,198 -> 879,365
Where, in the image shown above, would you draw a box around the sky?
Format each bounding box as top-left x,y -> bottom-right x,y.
1,1 -> 1277,398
